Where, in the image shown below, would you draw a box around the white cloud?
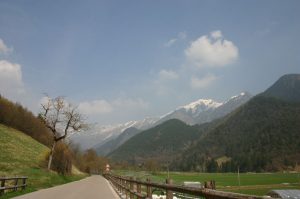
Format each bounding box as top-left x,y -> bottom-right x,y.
0,39 -> 12,54
0,60 -> 25,98
78,98 -> 149,115
112,98 -> 149,110
159,69 -> 179,80
78,100 -> 113,115
190,74 -> 217,89
211,30 -> 222,39
0,39 -> 23,100
154,69 -> 179,96
164,31 -> 187,47
185,30 -> 238,67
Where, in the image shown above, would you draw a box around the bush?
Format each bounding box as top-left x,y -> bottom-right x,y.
51,143 -> 73,175
78,149 -> 108,174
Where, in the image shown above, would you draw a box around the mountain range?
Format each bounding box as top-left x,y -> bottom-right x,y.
158,92 -> 252,125
70,92 -> 251,151
69,117 -> 157,150
93,92 -> 251,155
109,74 -> 300,172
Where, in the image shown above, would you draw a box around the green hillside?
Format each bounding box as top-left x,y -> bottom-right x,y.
0,124 -> 48,175
0,124 -> 85,198
109,119 -> 203,164
262,74 -> 300,102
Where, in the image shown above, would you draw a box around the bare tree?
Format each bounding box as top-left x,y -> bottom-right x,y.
40,96 -> 87,170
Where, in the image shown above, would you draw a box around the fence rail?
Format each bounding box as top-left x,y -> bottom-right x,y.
0,176 -> 27,196
104,173 -> 270,199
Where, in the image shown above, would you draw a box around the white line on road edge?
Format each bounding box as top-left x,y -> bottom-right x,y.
104,177 -> 120,199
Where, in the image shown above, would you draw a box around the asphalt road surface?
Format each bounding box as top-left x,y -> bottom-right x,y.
13,175 -> 120,199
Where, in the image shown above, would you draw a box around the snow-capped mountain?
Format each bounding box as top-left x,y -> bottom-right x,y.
193,92 -> 252,124
69,92 -> 252,150
181,99 -> 222,114
156,92 -> 252,125
69,117 -> 159,150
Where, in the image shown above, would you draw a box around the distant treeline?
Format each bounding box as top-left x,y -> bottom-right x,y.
0,95 -> 52,147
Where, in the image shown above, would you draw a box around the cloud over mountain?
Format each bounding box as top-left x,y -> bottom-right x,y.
78,98 -> 149,116
185,30 -> 239,67
78,100 -> 113,115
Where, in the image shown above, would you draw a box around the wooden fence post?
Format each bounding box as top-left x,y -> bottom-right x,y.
118,178 -> 121,192
22,178 -> 26,190
136,178 -> 142,199
130,177 -> 134,199
205,180 -> 216,190
166,178 -> 173,199
126,179 -> 129,199
122,179 -> 126,196
212,180 -> 216,190
146,178 -> 152,199
121,179 -> 123,195
14,178 -> 18,191
0,179 -> 5,195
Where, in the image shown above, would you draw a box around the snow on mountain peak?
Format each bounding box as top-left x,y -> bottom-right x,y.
71,92 -> 252,150
227,92 -> 249,102
181,99 -> 222,113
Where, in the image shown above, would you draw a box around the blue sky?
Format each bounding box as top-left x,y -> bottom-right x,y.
0,0 -> 300,125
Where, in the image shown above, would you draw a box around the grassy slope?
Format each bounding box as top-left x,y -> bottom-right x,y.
115,170 -> 300,196
0,124 -> 48,175
0,124 -> 86,198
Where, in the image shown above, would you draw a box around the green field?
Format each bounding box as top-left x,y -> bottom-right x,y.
113,170 -> 300,196
0,124 -> 87,198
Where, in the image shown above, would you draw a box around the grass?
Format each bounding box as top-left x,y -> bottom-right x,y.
0,124 -> 87,198
0,124 -> 48,175
113,170 -> 300,196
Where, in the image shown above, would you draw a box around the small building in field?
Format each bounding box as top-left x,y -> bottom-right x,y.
267,190 -> 300,199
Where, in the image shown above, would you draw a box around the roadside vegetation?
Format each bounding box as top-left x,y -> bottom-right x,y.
0,95 -> 108,198
0,124 -> 87,198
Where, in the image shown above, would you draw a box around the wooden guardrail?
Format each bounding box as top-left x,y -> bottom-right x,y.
0,176 -> 27,196
104,173 -> 271,199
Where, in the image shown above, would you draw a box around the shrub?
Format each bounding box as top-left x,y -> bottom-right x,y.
51,142 -> 73,175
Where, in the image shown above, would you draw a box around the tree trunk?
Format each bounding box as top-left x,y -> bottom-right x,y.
47,141 -> 56,170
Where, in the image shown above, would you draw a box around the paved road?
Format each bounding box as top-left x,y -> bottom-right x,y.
13,175 -> 119,199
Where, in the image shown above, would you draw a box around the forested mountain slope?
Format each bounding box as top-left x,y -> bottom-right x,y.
109,119 -> 204,164
173,96 -> 300,172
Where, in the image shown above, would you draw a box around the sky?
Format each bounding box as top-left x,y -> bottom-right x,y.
0,0 -> 300,125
